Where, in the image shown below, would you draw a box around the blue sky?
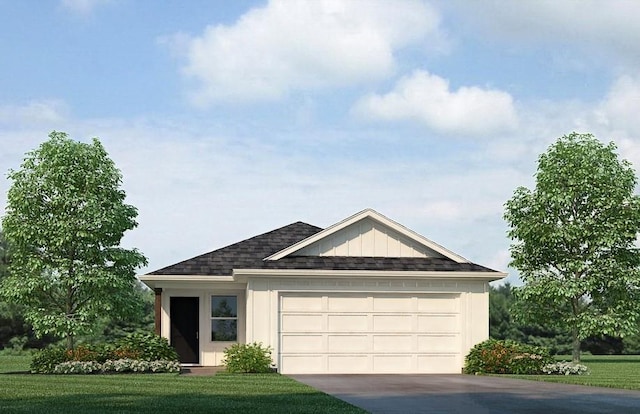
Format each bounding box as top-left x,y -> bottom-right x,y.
2,0 -> 640,284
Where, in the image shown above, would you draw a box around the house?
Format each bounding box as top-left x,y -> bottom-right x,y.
140,209 -> 505,374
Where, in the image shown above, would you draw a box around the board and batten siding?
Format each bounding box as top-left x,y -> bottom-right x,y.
294,218 -> 445,258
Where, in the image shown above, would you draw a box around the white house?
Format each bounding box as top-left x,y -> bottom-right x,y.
140,209 -> 505,374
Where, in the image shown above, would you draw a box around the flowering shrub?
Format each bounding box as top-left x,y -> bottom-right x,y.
101,358 -> 181,373
224,342 -> 273,373
464,338 -> 553,374
65,345 -> 100,362
542,361 -> 589,376
50,359 -> 181,374
53,361 -> 102,374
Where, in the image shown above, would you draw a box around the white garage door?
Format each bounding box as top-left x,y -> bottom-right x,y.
279,292 -> 462,374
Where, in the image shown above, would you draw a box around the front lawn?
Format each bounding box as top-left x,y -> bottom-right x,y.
502,355 -> 640,391
0,356 -> 365,414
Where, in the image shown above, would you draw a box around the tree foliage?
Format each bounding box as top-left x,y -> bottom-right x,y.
504,132 -> 640,362
0,131 -> 147,350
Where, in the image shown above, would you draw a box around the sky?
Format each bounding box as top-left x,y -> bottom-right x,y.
1,0 -> 640,284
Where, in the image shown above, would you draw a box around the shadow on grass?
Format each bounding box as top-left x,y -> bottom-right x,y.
0,390 -> 366,414
581,358 -> 640,364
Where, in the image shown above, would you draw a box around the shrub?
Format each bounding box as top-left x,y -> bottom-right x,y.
53,360 -> 102,374
30,333 -> 178,373
464,338 -> 553,374
223,342 -> 273,373
542,361 -> 589,376
101,358 -> 181,374
49,359 -> 181,374
31,347 -> 68,373
65,345 -> 100,362
115,333 -> 178,361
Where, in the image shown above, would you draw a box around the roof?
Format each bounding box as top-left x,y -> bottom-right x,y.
149,221 -> 322,276
148,219 -> 499,276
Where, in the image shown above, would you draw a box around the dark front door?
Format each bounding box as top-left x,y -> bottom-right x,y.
170,297 -> 199,364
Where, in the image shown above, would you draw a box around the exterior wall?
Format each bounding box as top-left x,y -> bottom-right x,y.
246,277 -> 490,372
159,285 -> 246,366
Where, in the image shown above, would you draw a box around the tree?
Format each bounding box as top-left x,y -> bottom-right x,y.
489,283 -> 522,341
489,283 -> 572,355
504,132 -> 640,362
0,131 -> 147,350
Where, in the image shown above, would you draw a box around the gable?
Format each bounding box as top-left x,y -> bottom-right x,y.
293,217 -> 446,259
267,209 -> 468,263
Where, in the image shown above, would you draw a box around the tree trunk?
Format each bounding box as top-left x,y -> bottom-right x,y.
571,328 -> 581,363
66,333 -> 74,351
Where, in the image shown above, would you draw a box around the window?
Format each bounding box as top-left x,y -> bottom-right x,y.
211,296 -> 237,341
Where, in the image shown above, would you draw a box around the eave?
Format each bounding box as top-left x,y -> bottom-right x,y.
232,268 -> 507,282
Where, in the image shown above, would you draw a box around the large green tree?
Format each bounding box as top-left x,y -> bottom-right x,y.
0,131 -> 147,350
504,132 -> 640,362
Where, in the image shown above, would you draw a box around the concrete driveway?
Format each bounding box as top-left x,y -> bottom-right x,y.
290,374 -> 640,414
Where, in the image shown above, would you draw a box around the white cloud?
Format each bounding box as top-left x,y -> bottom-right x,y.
595,75 -> 640,137
60,0 -> 112,15
170,0 -> 445,105
450,0 -> 640,68
0,100 -> 68,125
352,70 -> 518,136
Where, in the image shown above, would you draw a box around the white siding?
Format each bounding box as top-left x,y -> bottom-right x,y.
294,218 -> 446,258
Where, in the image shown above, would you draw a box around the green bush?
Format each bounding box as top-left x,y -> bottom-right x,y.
30,333 -> 178,373
223,342 -> 273,373
464,338 -> 553,374
115,333 -> 178,361
31,348 -> 68,373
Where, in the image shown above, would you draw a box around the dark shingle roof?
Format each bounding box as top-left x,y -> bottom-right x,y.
150,221 -> 323,275
149,221 -> 499,276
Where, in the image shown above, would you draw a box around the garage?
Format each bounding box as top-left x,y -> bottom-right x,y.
279,292 -> 463,374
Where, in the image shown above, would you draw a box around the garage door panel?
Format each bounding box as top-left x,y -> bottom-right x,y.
418,355 -> 459,373
328,355 -> 369,373
417,295 -> 459,312
373,314 -> 412,332
280,295 -> 323,311
418,334 -> 460,352
373,355 -> 413,373
373,335 -> 413,352
418,314 -> 459,332
281,334 -> 324,352
328,335 -> 369,352
282,314 -> 323,331
281,355 -> 324,373
328,296 -> 368,311
327,314 -> 368,331
373,296 -> 413,311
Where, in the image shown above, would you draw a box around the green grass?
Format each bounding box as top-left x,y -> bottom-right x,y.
0,355 -> 31,373
502,355 -> 640,390
0,356 -> 365,414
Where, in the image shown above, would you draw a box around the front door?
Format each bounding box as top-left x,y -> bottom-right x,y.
170,297 -> 199,364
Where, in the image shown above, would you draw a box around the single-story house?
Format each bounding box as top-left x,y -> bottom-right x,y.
140,209 -> 505,374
